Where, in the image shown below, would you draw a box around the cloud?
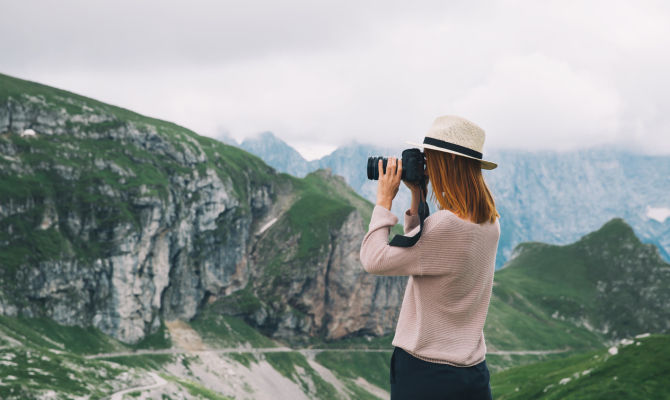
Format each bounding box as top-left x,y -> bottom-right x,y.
451,53 -> 623,152
1,0 -> 669,156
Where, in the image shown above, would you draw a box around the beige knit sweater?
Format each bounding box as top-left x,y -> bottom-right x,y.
359,205 -> 500,367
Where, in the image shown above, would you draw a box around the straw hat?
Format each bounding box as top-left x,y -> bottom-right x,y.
407,115 -> 497,170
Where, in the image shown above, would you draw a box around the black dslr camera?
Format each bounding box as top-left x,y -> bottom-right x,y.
366,148 -> 429,248
366,148 -> 425,183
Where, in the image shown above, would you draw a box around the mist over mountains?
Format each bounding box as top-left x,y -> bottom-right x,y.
237,132 -> 670,269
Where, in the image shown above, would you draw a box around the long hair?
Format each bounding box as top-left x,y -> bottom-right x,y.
424,148 -> 500,224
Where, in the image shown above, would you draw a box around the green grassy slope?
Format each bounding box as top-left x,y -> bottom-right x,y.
0,316 -> 140,398
485,217 -> 670,352
491,334 -> 670,399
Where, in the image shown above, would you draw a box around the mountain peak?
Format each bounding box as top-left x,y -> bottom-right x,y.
241,131 -> 282,144
239,131 -> 310,177
577,217 -> 640,247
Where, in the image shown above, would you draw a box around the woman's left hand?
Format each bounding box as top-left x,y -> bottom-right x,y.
376,157 -> 402,211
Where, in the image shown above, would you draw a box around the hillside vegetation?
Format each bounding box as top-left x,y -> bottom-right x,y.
491,334 -> 670,399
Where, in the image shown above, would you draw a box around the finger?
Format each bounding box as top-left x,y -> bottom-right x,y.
378,159 -> 383,178
389,157 -> 397,176
397,159 -> 403,180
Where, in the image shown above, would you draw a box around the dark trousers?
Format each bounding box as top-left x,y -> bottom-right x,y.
390,346 -> 492,400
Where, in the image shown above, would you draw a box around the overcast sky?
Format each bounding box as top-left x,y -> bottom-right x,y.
2,0 -> 669,159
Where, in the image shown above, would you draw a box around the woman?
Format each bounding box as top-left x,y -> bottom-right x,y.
359,115 -> 500,400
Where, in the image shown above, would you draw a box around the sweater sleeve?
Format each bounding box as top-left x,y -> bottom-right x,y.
360,205 -> 423,276
360,206 -> 458,276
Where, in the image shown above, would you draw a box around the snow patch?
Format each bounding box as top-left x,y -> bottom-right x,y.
635,332 -> 650,339
559,377 -> 571,385
608,346 -> 618,355
37,390 -> 58,399
646,206 -> 670,223
258,217 -> 278,235
0,360 -> 17,367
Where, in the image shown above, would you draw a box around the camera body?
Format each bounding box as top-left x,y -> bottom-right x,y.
367,148 -> 425,183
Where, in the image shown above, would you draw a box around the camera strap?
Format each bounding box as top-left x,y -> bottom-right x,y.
388,188 -> 430,248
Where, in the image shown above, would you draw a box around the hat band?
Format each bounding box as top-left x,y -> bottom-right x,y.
423,137 -> 483,159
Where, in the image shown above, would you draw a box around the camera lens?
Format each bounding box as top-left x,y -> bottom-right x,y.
367,156 -> 388,180
366,149 -> 424,182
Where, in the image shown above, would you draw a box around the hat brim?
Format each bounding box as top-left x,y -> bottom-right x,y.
406,141 -> 497,170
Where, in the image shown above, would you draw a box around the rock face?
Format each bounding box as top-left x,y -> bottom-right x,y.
0,74 -> 406,344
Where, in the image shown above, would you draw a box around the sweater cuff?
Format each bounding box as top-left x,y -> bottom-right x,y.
369,205 -> 399,231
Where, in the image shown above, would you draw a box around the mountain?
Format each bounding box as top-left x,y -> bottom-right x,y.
239,131 -> 313,178
3,72 -> 670,399
236,135 -> 414,226
236,134 -> 670,269
485,147 -> 670,269
2,215 -> 668,398
485,217 -> 670,350
0,72 -> 406,345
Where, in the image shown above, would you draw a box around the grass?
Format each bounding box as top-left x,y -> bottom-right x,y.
0,316 -> 133,398
285,175 -> 357,261
341,381 -> 382,400
130,319 -> 172,351
265,351 -> 341,399
485,293 -> 604,351
189,312 -> 277,348
315,350 -> 392,392
0,346 -> 124,398
308,333 -> 394,350
227,352 -> 258,368
99,354 -> 174,369
163,375 -> 234,400
0,315 -> 125,355
486,352 -> 575,374
490,334 -> 670,399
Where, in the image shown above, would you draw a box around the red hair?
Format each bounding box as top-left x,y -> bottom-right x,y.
425,149 -> 499,224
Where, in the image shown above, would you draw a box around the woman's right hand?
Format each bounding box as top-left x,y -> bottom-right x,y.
403,175 -> 428,195
404,177 -> 428,216
403,180 -> 422,193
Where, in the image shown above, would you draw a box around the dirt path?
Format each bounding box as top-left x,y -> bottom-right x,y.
87,347 -> 568,360
487,349 -> 570,355
109,372 -> 167,400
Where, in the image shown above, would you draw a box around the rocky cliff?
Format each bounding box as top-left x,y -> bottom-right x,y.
0,73 -> 405,344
